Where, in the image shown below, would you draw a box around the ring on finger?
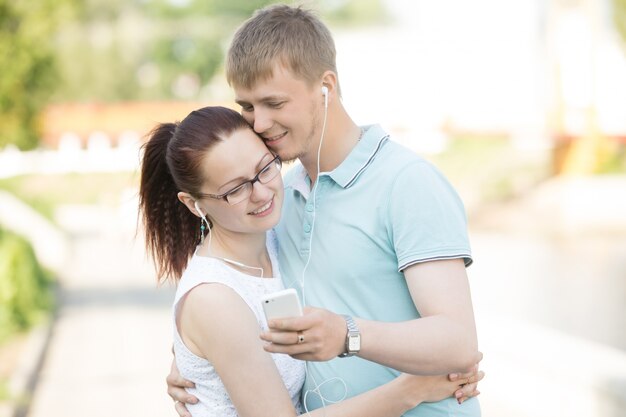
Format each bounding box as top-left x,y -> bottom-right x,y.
297,331 -> 305,344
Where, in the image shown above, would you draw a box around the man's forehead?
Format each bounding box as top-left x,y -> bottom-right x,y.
234,64 -> 310,100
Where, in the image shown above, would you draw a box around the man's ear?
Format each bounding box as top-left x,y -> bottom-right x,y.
177,192 -> 201,217
321,70 -> 338,101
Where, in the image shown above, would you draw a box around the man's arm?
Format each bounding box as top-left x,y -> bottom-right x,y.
261,258 -> 479,375
358,258 -> 478,374
166,355 -> 485,417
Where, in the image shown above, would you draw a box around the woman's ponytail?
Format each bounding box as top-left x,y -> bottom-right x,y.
138,123 -> 198,282
138,106 -> 252,281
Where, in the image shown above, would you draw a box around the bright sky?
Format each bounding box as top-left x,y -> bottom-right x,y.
334,0 -> 626,143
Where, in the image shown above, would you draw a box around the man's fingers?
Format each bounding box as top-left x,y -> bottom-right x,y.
454,371 -> 485,403
268,316 -> 312,331
262,340 -> 309,355
260,330 -> 301,345
456,387 -> 481,404
167,378 -> 199,405
449,364 -> 482,382
168,387 -> 195,403
268,307 -> 320,330
466,370 -> 485,385
457,370 -> 485,387
455,382 -> 477,396
175,400 -> 192,417
166,374 -> 195,389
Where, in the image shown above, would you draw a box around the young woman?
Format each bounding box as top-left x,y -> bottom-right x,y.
139,106 -> 482,417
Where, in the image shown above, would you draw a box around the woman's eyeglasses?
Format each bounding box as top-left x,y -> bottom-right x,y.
195,155 -> 282,205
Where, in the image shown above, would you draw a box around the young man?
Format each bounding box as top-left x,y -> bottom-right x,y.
168,4 -> 481,416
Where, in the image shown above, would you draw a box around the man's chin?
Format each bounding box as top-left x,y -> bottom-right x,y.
281,156 -> 298,165
273,150 -> 298,165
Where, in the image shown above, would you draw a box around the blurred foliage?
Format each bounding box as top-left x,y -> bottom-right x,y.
614,0 -> 626,44
53,0 -> 387,102
430,135 -> 551,204
0,0 -> 76,150
53,0 -> 244,102
320,0 -> 391,26
0,228 -> 54,342
142,0 -> 277,18
0,0 -> 387,148
596,141 -> 626,173
0,379 -> 7,401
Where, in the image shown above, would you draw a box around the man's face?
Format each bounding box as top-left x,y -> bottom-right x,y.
234,65 -> 323,163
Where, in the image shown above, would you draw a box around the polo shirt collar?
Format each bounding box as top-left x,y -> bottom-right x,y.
328,124 -> 389,188
286,124 -> 389,198
287,163 -> 311,198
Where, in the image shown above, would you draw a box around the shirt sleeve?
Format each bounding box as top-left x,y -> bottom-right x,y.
386,160 -> 473,271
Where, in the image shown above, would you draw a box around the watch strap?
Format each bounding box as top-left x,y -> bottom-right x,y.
338,314 -> 360,357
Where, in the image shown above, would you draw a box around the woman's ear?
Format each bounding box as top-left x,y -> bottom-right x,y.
177,192 -> 201,217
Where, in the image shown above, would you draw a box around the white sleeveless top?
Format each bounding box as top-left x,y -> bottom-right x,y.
173,231 -> 305,417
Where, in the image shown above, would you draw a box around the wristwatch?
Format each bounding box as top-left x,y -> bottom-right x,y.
338,314 -> 361,357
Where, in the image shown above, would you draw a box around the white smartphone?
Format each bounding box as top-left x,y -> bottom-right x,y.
261,288 -> 303,321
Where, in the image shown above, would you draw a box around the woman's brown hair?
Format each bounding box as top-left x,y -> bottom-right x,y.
138,106 -> 250,282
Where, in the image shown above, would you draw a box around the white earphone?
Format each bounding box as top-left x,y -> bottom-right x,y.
194,201 -> 204,217
193,200 -> 264,276
321,85 -> 328,108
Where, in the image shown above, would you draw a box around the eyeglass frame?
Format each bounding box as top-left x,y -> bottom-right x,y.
194,155 -> 282,205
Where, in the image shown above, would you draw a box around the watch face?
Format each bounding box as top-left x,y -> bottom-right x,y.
348,334 -> 360,351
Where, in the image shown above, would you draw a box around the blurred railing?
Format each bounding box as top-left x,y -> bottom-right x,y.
0,131 -> 142,178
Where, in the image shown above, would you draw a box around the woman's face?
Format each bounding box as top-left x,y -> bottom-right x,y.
195,127 -> 284,236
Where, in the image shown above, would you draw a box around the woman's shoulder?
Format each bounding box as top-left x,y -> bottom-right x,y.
175,255 -> 241,301
180,282 -> 258,331
184,282 -> 246,312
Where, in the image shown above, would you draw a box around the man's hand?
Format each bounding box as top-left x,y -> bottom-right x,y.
397,352 -> 484,408
166,359 -> 198,417
259,306 -> 346,360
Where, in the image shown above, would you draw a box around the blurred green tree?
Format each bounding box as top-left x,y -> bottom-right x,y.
614,0 -> 626,44
0,0 -> 75,150
0,227 -> 54,342
53,0 -> 388,102
321,0 -> 390,26
54,0 -> 279,102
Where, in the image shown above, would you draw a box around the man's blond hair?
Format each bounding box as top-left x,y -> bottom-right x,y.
226,4 -> 338,90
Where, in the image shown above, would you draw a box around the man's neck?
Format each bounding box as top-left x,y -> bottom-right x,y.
301,110 -> 362,185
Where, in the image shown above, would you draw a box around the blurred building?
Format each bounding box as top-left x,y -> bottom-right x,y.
40,101 -> 223,149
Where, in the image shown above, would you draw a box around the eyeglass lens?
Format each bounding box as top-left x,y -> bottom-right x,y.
225,158 -> 281,204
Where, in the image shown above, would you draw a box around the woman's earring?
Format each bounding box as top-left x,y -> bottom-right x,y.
199,215 -> 211,245
194,201 -> 210,245
200,219 -> 206,245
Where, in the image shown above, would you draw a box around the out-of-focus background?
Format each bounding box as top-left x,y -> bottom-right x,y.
0,0 -> 625,416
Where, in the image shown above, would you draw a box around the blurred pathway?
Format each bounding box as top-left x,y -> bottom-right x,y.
467,176 -> 626,417
27,201 -> 176,417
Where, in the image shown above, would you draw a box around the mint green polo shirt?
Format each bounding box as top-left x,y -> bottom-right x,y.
276,124 -> 479,416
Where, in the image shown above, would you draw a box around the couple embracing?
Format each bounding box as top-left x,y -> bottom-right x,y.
139,4 -> 483,417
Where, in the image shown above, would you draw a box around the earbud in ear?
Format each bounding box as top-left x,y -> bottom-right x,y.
321,85 -> 328,108
194,201 -> 204,218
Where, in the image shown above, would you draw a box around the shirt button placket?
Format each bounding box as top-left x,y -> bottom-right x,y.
300,204 -> 314,254
303,201 -> 314,234
300,177 -> 324,254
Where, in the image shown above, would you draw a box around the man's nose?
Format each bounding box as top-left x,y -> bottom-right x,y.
252,108 -> 272,134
